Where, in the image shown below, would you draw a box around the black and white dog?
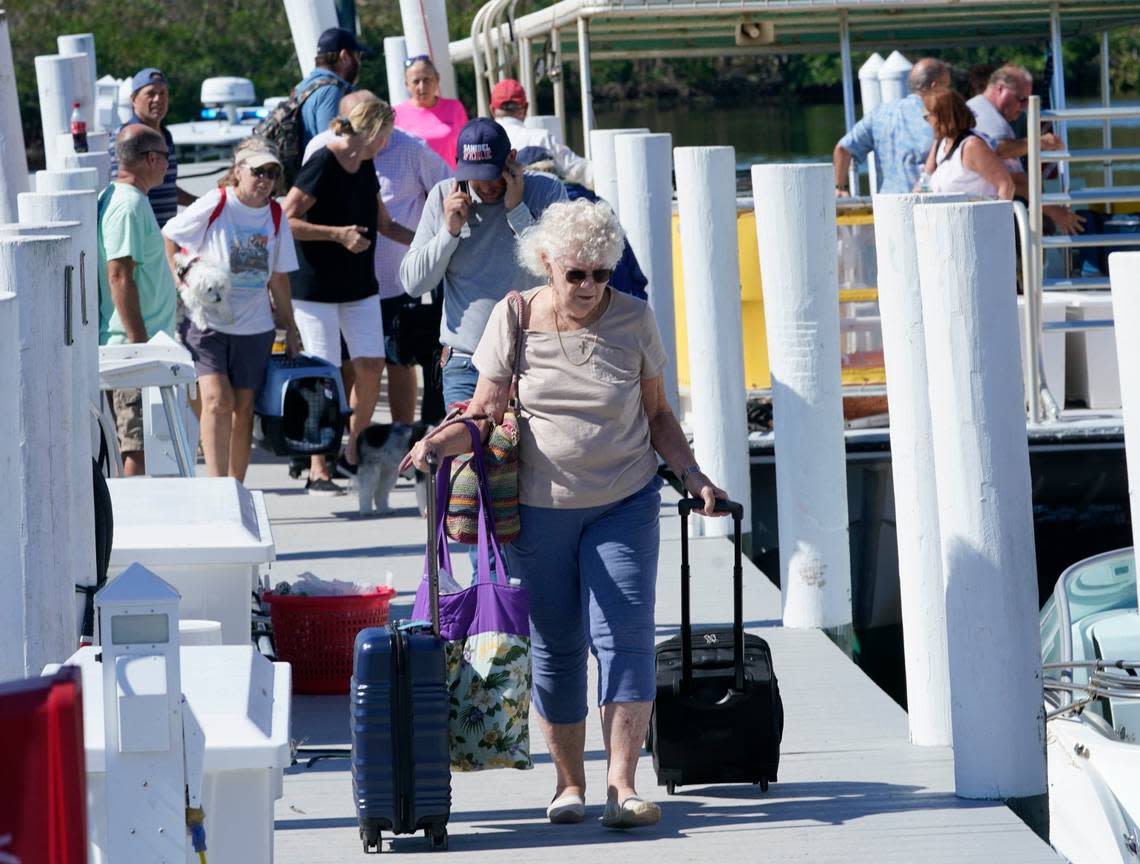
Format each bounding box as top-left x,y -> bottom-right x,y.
355,422 -> 429,516
173,251 -> 234,330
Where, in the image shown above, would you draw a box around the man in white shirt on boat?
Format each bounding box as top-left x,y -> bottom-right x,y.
490,79 -> 593,189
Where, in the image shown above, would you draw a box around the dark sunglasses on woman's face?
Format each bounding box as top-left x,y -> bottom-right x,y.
564,268 -> 612,285
404,54 -> 431,68
249,165 -> 281,180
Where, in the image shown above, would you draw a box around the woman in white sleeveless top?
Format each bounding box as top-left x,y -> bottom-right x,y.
920,89 -> 1014,199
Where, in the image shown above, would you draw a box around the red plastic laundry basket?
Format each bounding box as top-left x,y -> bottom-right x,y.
265,587 -> 397,694
0,666 -> 88,864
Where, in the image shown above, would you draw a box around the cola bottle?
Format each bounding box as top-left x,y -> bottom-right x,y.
70,101 -> 88,153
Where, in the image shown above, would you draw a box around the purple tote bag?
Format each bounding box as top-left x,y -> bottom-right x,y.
412,421 -> 533,770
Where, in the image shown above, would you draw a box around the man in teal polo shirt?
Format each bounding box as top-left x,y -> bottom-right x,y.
98,123 -> 178,475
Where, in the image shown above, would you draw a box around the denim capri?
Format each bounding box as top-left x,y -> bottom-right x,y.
505,476 -> 662,724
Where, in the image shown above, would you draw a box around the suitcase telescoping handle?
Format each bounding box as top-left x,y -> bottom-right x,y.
424,452 -> 442,638
678,498 -> 745,694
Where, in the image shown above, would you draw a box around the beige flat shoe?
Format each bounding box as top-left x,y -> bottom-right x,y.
546,791 -> 586,824
601,795 -> 661,829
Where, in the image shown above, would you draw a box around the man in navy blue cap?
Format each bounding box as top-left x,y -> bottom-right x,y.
400,117 -> 566,407
293,27 -> 364,150
108,67 -> 196,227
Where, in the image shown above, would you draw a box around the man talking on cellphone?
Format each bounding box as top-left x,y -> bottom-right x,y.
400,117 -> 566,407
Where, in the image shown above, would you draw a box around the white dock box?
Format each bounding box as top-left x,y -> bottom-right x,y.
1066,291 -> 1121,409
107,477 -> 275,643
50,645 -> 291,864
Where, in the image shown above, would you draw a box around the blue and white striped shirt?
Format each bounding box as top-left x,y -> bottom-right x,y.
108,115 -> 180,228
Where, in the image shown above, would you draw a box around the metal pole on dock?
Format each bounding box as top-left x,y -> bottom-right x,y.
872,193 -> 960,747
282,0 -> 337,77
550,28 -> 566,146
750,163 -> 852,631
589,128 -> 648,218
399,0 -> 457,99
1108,250 -> 1140,603
34,53 -> 94,171
0,13 -> 29,223
913,200 -> 1047,831
384,36 -> 408,107
0,235 -> 78,680
615,132 -> 679,414
674,146 -> 751,540
577,18 -> 594,158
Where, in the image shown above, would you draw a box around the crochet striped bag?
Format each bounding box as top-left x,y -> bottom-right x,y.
430,292 -> 525,545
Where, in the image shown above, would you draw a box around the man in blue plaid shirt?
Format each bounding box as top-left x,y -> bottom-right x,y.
832,58 -> 951,196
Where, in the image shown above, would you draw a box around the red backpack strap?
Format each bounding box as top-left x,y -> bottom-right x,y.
205,187 -> 227,232
269,199 -> 282,235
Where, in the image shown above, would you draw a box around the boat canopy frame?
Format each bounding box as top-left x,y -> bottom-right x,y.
452,0 -> 1140,181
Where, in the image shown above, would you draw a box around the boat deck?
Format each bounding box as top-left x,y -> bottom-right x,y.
246,453 -> 1061,863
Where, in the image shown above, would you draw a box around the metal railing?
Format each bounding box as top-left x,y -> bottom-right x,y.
1023,96 -> 1140,422
1043,660 -> 1140,722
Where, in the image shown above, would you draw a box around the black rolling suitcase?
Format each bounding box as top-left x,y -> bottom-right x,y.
350,458 -> 451,853
648,497 -> 783,794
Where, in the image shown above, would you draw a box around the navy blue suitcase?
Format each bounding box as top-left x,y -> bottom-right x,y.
351,459 -> 451,853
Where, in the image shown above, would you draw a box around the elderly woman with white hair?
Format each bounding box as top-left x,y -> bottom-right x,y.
409,198 -> 727,829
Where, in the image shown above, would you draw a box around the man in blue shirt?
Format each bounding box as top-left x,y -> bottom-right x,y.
108,68 -> 196,227
293,27 -> 362,150
832,58 -> 951,195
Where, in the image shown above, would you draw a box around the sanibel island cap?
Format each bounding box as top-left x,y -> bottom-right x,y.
131,67 -> 167,94
455,118 -> 511,181
317,27 -> 364,54
490,79 -> 528,110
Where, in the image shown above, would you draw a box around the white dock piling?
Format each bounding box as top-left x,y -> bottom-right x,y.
34,53 -> 94,171
282,0 -> 337,77
858,53 -> 884,192
674,146 -> 751,539
56,33 -> 97,125
873,193 -> 961,746
0,222 -> 95,643
751,163 -> 852,630
36,167 -> 100,193
0,13 -> 29,223
399,0 -> 458,100
913,200 -> 1046,826
0,235 -> 79,679
1108,250 -> 1140,602
878,50 -> 911,105
589,128 -> 649,216
0,290 -> 20,677
615,133 -> 679,414
526,115 -> 564,145
384,36 -> 408,107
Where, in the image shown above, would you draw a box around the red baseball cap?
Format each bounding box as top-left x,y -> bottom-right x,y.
490,79 -> 527,110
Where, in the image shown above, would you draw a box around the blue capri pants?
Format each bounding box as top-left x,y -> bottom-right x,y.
505,477 -> 662,725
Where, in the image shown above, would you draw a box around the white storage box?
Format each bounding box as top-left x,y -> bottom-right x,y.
49,645 -> 291,864
107,478 -> 275,643
1065,291 -> 1121,409
1018,292 -> 1067,405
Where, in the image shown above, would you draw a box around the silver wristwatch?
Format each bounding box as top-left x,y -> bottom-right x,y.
679,464 -> 702,486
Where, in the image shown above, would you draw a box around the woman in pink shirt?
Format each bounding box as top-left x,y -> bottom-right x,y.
394,56 -> 468,168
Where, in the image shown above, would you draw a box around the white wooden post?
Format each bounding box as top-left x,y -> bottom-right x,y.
751,163 -> 852,630
589,128 -> 649,216
1108,250 -> 1140,603
0,222 -> 95,644
384,36 -> 408,106
56,33 -> 97,125
878,51 -> 911,105
0,290 -> 21,678
0,12 -> 29,223
913,200 -> 1046,828
858,52 -> 884,193
399,0 -> 457,100
282,0 -> 338,77
0,235 -> 78,678
34,53 -> 94,171
872,192 -> 962,746
616,133 -> 679,414
674,146 -> 751,539
36,167 -> 100,193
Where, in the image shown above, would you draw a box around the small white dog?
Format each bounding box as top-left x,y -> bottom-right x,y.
356,422 -> 429,516
174,251 -> 234,330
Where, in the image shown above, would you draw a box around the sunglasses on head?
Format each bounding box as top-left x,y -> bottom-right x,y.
563,267 -> 612,285
404,54 -> 431,68
248,164 -> 280,180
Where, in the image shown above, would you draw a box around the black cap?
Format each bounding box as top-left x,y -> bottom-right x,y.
317,27 -> 364,55
455,118 -> 511,181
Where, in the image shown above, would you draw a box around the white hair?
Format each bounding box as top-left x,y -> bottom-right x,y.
517,198 -> 625,277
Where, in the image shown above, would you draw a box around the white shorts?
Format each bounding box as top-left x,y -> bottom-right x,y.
293,296 -> 384,365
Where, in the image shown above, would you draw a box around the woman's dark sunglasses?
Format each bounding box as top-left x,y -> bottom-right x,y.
249,165 -> 281,180
404,54 -> 431,68
564,268 -> 612,285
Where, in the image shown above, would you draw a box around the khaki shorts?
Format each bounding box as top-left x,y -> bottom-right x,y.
111,388 -> 144,453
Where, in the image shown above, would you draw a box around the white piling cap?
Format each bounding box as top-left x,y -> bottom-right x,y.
859,52 -> 885,81
878,50 -> 912,81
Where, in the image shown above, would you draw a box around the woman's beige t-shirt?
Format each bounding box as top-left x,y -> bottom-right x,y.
472,287 -> 668,509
